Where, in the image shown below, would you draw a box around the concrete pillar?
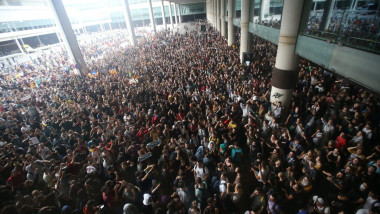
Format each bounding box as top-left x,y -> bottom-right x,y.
160,0 -> 167,30
320,0 -> 336,31
121,0 -> 136,45
214,0 -> 217,29
270,0 -> 304,113
216,0 -> 220,31
148,0 -> 156,33
168,0 -> 174,29
47,0 -> 88,75
211,0 -> 216,28
261,0 -> 270,22
174,3 -> 178,25
228,0 -> 236,46
221,0 -> 226,37
239,0 -> 251,63
178,4 -> 182,24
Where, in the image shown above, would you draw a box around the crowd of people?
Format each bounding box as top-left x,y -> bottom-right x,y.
0,20 -> 379,214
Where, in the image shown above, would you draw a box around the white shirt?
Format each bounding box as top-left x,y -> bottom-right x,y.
194,165 -> 209,179
219,180 -> 227,193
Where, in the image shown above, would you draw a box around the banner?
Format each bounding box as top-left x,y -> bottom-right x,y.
109,68 -> 117,75
88,71 -> 99,78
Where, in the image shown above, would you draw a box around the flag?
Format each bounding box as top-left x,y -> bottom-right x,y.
88,71 -> 98,78
109,68 -> 117,75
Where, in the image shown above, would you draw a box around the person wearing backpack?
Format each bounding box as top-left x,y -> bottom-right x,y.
194,160 -> 209,182
213,172 -> 228,197
195,177 -> 208,212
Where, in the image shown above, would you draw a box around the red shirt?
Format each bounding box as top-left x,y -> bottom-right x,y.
6,171 -> 25,188
335,136 -> 347,149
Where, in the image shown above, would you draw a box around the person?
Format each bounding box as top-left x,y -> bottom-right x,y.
194,160 -> 209,182
311,196 -> 331,214
0,20 -> 378,214
273,101 -> 283,120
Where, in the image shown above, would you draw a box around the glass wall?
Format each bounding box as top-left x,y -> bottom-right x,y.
300,0 -> 380,54
0,40 -> 21,57
0,19 -> 55,33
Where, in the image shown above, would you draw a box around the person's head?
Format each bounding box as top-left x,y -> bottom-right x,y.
197,160 -> 203,167
328,119 -> 333,125
345,166 -> 352,174
368,165 -> 376,175
101,185 -> 110,194
336,171 -> 345,179
196,177 -> 202,185
339,132 -> 345,138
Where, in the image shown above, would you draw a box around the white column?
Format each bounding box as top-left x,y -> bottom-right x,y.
178,4 -> 182,24
216,0 -> 220,31
160,0 -> 167,30
168,0 -> 174,29
214,0 -> 217,28
121,0 -> 136,45
261,0 -> 270,21
47,0 -> 88,75
239,0 -> 251,63
228,0 -> 236,46
148,0 -> 156,33
270,0 -> 304,112
174,2 -> 178,25
220,0 -> 226,37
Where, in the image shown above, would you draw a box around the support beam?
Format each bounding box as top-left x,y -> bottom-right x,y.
220,0 -> 226,37
216,0 -> 220,32
320,0 -> 336,31
174,2 -> 178,25
239,0 -> 251,63
261,0 -> 270,22
47,0 -> 88,76
214,0 -> 217,29
160,0 -> 167,30
14,38 -> 24,54
148,0 -> 156,33
168,0 -> 174,29
298,0 -> 313,34
178,4 -> 182,24
228,0 -> 236,46
121,0 -> 136,45
270,0 -> 304,113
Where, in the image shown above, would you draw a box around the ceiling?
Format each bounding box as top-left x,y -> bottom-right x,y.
168,0 -> 206,4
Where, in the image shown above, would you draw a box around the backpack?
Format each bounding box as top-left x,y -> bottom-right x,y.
197,182 -> 209,205
195,164 -> 206,174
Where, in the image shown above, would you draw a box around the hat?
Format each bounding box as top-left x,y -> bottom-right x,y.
317,197 -> 324,205
123,203 -> 138,214
86,166 -> 97,174
142,193 -> 152,205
